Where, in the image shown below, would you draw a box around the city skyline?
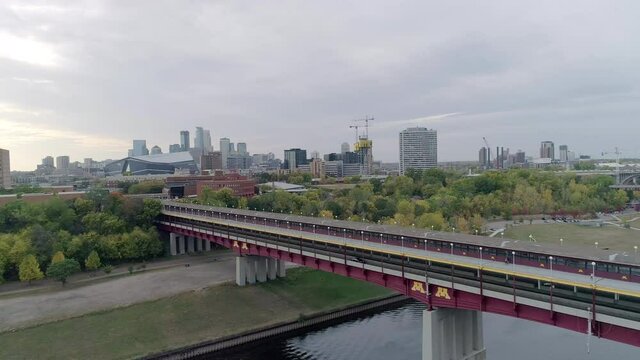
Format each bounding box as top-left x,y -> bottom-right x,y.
2,1 -> 640,170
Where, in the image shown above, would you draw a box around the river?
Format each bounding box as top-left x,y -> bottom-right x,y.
210,301 -> 639,359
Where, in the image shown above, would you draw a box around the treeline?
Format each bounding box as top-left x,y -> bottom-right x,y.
194,169 -> 633,234
0,190 -> 163,283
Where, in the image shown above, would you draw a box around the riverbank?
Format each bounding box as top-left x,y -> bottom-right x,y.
0,268 -> 393,360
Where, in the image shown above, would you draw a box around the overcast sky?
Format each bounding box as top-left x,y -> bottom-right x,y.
2,1 -> 640,170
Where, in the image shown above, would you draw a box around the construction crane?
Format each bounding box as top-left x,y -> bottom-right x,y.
349,125 -> 360,143
482,137 -> 492,169
353,116 -> 375,139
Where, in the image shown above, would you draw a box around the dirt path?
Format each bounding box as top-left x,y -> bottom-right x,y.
0,253 -> 237,332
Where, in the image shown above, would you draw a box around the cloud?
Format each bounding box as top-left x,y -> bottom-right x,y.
0,32 -> 60,67
1,0 -> 640,168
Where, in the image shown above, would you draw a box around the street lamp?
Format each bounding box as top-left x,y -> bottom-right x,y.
343,229 -> 346,239
452,227 -> 456,233
431,225 -> 434,231
475,229 -> 479,236
479,246 -> 483,265
501,232 -> 504,239
591,261 -> 597,282
634,246 -> 638,262
312,225 -> 316,233
549,256 -> 554,277
511,251 -> 516,271
595,242 -> 599,249
287,221 -> 290,229
560,238 -> 563,247
360,230 -> 364,244
450,243 -> 454,255
379,233 -> 383,245
401,236 -> 404,248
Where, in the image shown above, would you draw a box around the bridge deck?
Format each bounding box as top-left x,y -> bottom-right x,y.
166,210 -> 640,298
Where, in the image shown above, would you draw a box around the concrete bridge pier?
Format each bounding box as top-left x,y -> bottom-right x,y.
187,236 -> 195,253
235,256 -> 286,286
169,233 -> 178,256
179,235 -> 186,255
422,308 -> 486,360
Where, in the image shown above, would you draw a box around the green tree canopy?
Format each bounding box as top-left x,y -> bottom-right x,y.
46,258 -> 81,285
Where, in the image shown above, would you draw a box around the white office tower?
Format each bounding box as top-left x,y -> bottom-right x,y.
399,127 -> 437,175
220,138 -> 230,169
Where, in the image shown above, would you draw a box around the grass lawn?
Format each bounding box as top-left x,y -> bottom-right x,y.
0,268 -> 392,360
504,224 -> 640,251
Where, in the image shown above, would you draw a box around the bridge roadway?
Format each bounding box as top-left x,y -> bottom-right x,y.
159,207 -> 640,353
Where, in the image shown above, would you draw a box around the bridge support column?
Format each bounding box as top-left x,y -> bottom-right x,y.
277,260 -> 287,278
236,257 -> 247,286
255,257 -> 267,283
267,258 -> 278,280
245,257 -> 257,285
422,308 -> 485,360
196,237 -> 202,252
205,239 -> 211,252
179,236 -> 186,255
169,233 -> 177,256
187,236 -> 195,253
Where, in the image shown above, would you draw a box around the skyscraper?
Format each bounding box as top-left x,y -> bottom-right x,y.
203,130 -> 213,152
42,156 -> 54,168
220,138 -> 230,169
284,148 -> 307,170
559,145 -> 569,162
56,155 -> 70,169
399,127 -> 437,175
180,131 -> 190,151
132,140 -> 149,156
478,147 -> 490,169
0,148 -> 10,189
169,144 -> 181,153
237,142 -> 247,154
194,127 -> 205,150
540,141 -> 554,159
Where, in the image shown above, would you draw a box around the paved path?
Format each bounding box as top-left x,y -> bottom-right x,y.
0,253 -> 237,332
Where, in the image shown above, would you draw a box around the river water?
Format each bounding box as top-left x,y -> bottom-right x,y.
211,301 -> 639,360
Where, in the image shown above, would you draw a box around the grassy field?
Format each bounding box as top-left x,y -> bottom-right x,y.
504,224 -> 640,251
0,268 -> 392,360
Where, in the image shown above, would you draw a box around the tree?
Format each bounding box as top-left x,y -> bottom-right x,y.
51,251 -> 65,264
46,258 -> 81,286
19,254 -> 44,284
85,250 -> 101,272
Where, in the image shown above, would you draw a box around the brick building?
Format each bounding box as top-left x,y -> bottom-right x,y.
165,172 -> 256,198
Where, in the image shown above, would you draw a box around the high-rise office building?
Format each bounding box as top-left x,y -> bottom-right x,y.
194,127 -> 205,150
341,142 -> 350,154
42,156 -> 54,168
478,147 -> 490,169
515,150 -> 526,164
201,151 -> 223,172
284,148 -> 307,170
0,148 -> 10,189
180,131 -> 190,151
399,127 -> 437,175
540,141 -> 554,159
150,145 -> 162,155
237,143 -> 247,154
169,144 -> 181,153
311,150 -> 320,160
132,140 -> 149,156
56,155 -> 70,169
559,145 -> 569,162
220,138 -> 230,169
203,130 -> 213,152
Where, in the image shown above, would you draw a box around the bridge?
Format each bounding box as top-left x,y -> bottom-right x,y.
158,201 -> 640,360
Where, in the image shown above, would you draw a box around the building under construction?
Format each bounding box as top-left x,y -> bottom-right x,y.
350,116 -> 374,176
